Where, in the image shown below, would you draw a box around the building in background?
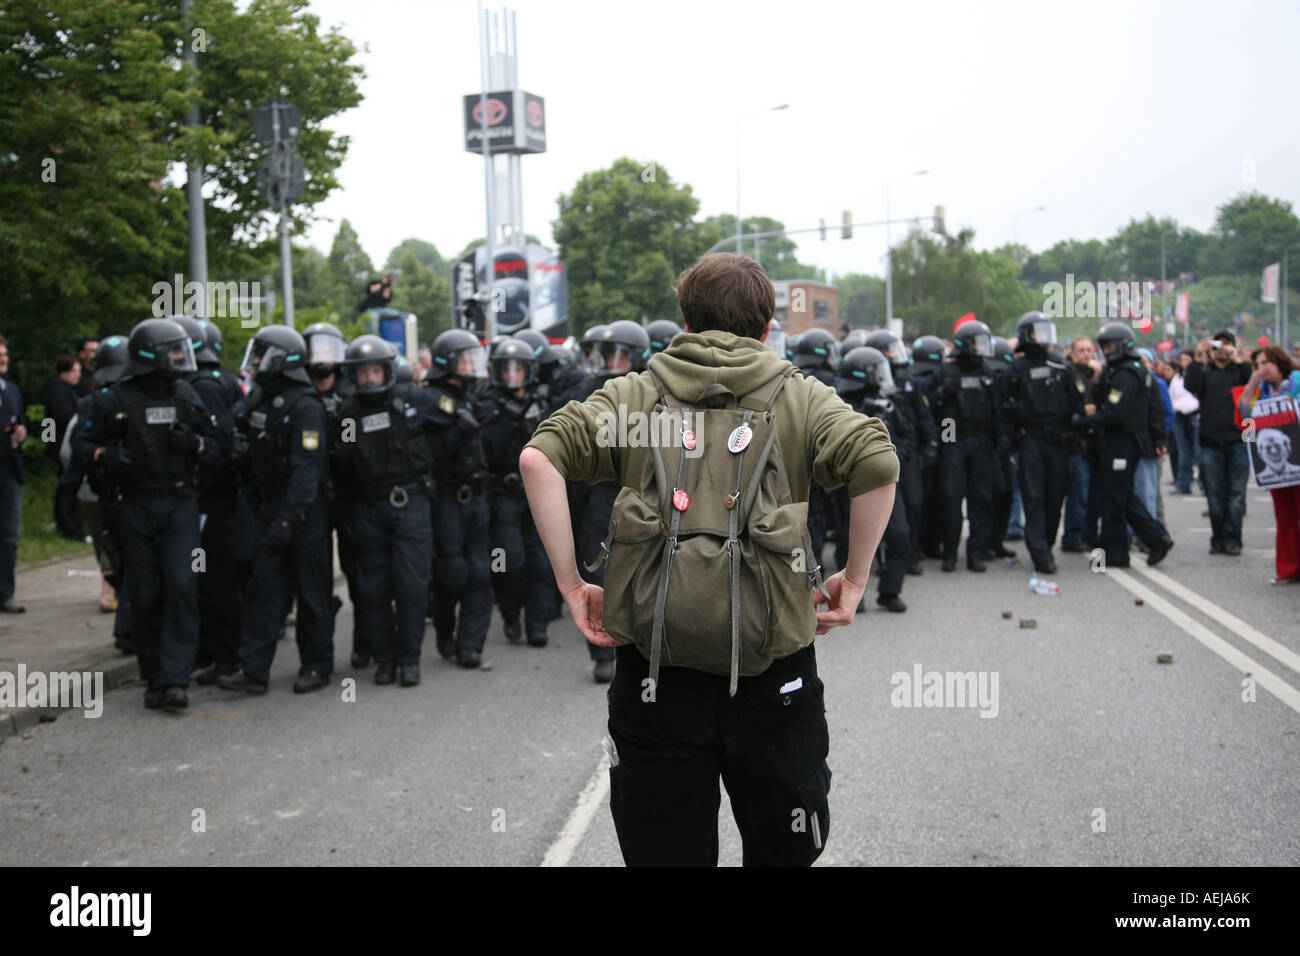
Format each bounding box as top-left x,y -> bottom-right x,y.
773,280 -> 839,336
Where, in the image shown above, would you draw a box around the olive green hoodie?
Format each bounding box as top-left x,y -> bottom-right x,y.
527,330 -> 898,498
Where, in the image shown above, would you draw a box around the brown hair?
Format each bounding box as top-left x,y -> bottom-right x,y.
1252,344 -> 1296,377
55,355 -> 78,374
673,253 -> 773,341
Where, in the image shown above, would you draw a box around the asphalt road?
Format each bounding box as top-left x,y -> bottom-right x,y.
2,484 -> 1297,866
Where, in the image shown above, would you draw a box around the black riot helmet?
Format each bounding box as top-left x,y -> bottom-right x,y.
430,328 -> 487,381
1096,322 -> 1137,365
837,346 -> 896,397
1015,311 -> 1057,357
240,325 -> 311,384
394,356 -> 415,385
953,320 -> 995,362
342,335 -> 398,396
491,337 -> 538,389
864,330 -> 910,371
91,335 -> 130,386
911,334 -> 946,366
792,327 -> 837,370
992,336 -> 1014,364
580,324 -> 609,370
127,318 -> 197,380
512,328 -> 559,385
840,328 -> 870,354
598,320 -> 651,373
172,316 -> 212,369
303,322 -> 347,379
645,319 -> 683,355
199,319 -> 226,366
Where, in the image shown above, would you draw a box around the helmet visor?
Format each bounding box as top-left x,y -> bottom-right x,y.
882,339 -> 909,366
493,357 -> 532,388
158,336 -> 197,374
349,358 -> 394,393
598,342 -> 637,373
240,340 -> 291,377
1030,320 -> 1058,345
967,333 -> 993,358
766,329 -> 787,357
307,334 -> 346,366
450,345 -> 488,380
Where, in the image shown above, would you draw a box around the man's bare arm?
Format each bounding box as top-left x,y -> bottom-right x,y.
816,483 -> 895,634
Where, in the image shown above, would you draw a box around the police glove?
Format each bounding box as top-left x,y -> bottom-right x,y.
167,424 -> 200,455
456,408 -> 480,434
97,446 -> 133,474
261,518 -> 293,555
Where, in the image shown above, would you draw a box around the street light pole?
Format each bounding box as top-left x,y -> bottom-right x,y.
885,169 -> 926,326
736,104 -> 788,252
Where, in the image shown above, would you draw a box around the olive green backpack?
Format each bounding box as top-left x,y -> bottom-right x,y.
588,368 -> 830,696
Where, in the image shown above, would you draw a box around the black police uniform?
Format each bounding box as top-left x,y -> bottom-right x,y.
1083,358 -> 1169,566
891,373 -> 936,571
187,364 -> 249,678
424,377 -> 494,658
318,376 -> 369,664
549,369 -> 618,663
908,356 -> 945,560
336,382 -> 439,670
803,365 -> 839,564
482,382 -> 555,642
929,360 -> 998,566
1001,353 -> 1085,571
842,391 -> 911,601
237,379 -> 334,683
986,355 -> 1017,558
74,375 -> 223,693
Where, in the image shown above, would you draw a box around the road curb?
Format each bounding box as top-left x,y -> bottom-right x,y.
1,652 -> 140,738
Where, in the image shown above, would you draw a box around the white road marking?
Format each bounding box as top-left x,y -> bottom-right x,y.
1107,570 -> 1300,716
1131,564 -> 1300,676
541,754 -> 610,867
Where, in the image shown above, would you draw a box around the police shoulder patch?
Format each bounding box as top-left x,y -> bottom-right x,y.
1075,380 -> 1085,393
439,394 -> 455,414
1107,389 -> 1122,404
302,429 -> 320,450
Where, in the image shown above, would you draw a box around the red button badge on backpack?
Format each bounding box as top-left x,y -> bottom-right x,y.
672,489 -> 690,511
682,430 -> 696,450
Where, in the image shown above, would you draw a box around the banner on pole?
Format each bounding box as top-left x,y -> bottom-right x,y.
1175,293 -> 1189,323
1261,263 -> 1280,304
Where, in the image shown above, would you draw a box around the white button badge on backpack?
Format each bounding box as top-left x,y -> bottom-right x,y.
727,424 -> 753,453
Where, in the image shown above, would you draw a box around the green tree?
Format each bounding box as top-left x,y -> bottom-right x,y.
391,251 -> 452,343
697,215 -> 824,280
1021,238 -> 1121,288
552,158 -> 709,333
385,238 -> 446,275
328,218 -> 374,311
1211,192 -> 1300,276
836,273 -> 885,327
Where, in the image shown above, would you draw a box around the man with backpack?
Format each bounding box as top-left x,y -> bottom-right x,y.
521,253 -> 898,866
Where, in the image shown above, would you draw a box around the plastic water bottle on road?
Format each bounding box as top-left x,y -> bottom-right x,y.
1029,575 -> 1060,595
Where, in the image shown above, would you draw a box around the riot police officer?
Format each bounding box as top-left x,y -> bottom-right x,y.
335,336 -> 442,685
174,316 -> 247,685
481,338 -> 553,646
219,326 -> 334,694
988,336 -> 1019,561
1000,312 -> 1084,574
837,347 -> 910,611
74,318 -> 224,710
792,327 -> 840,567
551,319 -> 651,682
303,321 -> 370,669
424,329 -> 495,669
865,330 -> 935,574
1078,323 -> 1174,569
910,334 -> 947,560
928,320 -> 998,572
645,319 -> 683,357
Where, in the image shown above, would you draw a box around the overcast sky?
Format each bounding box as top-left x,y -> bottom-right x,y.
300,0 -> 1300,281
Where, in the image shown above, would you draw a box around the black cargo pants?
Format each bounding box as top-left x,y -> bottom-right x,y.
606,643 -> 832,867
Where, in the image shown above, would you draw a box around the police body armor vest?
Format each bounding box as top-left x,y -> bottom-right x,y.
943,363 -> 993,433
1016,358 -> 1074,424
111,379 -> 197,493
246,384 -> 314,503
426,384 -> 487,485
856,395 -> 909,451
345,384 -> 434,486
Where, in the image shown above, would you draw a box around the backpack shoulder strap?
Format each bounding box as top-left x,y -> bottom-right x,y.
738,366 -> 796,412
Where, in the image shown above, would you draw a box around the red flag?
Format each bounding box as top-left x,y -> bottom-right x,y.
953,312 -> 976,334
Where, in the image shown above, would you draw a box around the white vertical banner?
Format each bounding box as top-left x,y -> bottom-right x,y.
1175,293 -> 1190,323
1261,262 -> 1280,303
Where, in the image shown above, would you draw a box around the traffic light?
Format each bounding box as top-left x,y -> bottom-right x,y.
933,205 -> 946,236
819,217 -> 826,241
841,210 -> 852,239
